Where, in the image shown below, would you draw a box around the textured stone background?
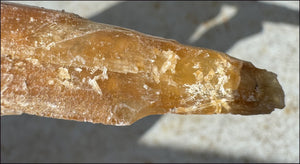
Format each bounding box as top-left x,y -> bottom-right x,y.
1,1 -> 299,163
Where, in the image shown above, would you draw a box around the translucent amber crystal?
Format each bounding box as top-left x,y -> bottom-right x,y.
1,3 -> 285,125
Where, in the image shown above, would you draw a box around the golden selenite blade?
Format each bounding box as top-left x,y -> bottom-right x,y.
1,3 -> 285,125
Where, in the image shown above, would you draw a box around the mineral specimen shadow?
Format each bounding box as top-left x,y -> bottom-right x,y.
90,1 -> 299,52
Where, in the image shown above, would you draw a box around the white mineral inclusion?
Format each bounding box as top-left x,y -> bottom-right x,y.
75,67 -> 82,72
160,50 -> 180,74
88,76 -> 102,96
101,66 -> 108,80
58,67 -> 71,80
73,55 -> 86,64
48,80 -> 54,85
143,84 -> 149,90
29,17 -> 35,22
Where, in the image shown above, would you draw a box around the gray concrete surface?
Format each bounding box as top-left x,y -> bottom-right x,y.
1,1 -> 299,163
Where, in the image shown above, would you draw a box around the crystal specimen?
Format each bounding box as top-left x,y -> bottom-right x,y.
0,2 -> 285,125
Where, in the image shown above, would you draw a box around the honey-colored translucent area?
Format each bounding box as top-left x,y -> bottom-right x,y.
1,3 -> 285,125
